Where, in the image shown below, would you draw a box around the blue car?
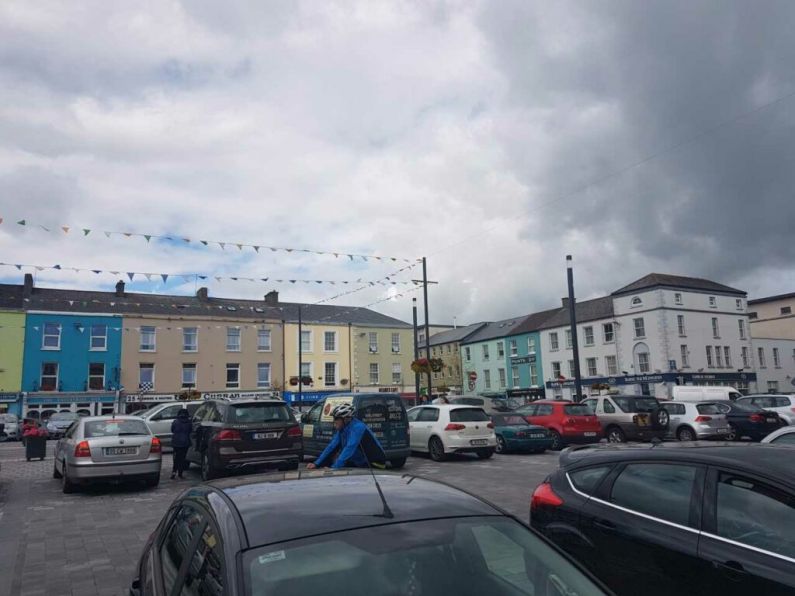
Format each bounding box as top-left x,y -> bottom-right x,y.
492,413 -> 552,454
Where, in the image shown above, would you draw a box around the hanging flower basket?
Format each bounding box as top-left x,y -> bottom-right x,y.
178,389 -> 201,401
429,358 -> 445,373
289,377 -> 299,386
411,358 -> 431,375
301,376 -> 314,386
340,378 -> 349,386
590,383 -> 610,392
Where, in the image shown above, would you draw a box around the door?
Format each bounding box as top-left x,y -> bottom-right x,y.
580,462 -> 706,596
664,402 -> 687,437
413,407 -> 439,452
302,402 -> 324,456
699,468 -> 795,594
187,403 -> 210,462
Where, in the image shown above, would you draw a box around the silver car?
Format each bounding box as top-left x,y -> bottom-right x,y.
0,413 -> 21,441
53,415 -> 162,493
737,394 -> 795,425
662,401 -> 730,441
46,411 -> 81,439
761,426 -> 795,445
134,401 -> 201,448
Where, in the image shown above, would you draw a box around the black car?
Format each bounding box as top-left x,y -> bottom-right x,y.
186,398 -> 302,480
530,443 -> 795,596
130,470 -> 610,595
711,400 -> 781,441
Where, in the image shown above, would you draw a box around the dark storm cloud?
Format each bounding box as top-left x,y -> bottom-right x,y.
478,0 -> 795,293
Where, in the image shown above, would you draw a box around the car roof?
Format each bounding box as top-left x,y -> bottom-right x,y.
560,443 -> 795,486
79,415 -> 147,422
211,470 -> 502,548
211,399 -> 286,406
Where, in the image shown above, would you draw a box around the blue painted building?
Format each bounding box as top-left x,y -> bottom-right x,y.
502,309 -> 558,400
22,312 -> 123,417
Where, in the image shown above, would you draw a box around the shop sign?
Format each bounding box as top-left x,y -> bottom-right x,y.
26,393 -> 117,404
0,393 -> 20,403
510,355 -> 536,365
202,391 -> 280,400
125,393 -> 178,403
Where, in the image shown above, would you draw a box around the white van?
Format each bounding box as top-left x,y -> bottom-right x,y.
671,386 -> 742,402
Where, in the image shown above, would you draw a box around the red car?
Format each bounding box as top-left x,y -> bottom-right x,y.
514,400 -> 602,450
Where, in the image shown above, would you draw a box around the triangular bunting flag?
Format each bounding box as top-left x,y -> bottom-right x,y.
124,232 -> 132,237
333,253 -> 339,258
53,264 -> 61,270
110,271 -> 119,275
200,240 -> 208,246
315,280 -> 322,284
39,225 -> 50,232
110,302 -> 115,307
391,257 -> 397,261
35,266 -> 44,271
198,275 -> 207,280
68,301 -> 74,306
14,264 -> 21,270
236,244 -> 243,250
182,275 -> 192,282
32,326 -> 39,331
104,231 -> 112,238
286,248 -> 293,253
260,278 -> 268,282
83,229 -> 91,236
215,277 -> 222,282
253,246 -> 260,253
161,274 -> 168,283
127,272 -> 135,281
348,255 -> 354,261
144,273 -> 152,281
290,280 -> 296,284
219,242 -> 225,250
144,235 -> 151,242
182,238 -> 190,243
92,270 -> 101,274
16,220 -> 25,225
230,277 -> 238,281
270,248 -> 277,252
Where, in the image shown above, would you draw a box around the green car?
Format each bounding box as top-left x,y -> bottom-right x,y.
492,413 -> 553,454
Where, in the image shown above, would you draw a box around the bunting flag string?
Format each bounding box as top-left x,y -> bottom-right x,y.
0,261 -> 420,287
4,216 -> 418,263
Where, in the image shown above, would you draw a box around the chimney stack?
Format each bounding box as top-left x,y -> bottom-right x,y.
23,273 -> 34,298
196,287 -> 209,302
264,290 -> 279,306
561,297 -> 569,309
115,280 -> 125,297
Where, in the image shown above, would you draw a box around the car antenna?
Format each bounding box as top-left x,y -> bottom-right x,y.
359,442 -> 394,519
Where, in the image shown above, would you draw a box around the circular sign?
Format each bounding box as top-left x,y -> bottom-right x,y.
468,380 -> 476,391
468,371 -> 478,381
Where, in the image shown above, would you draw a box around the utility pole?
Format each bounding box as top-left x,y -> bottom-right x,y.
297,305 -> 303,410
412,298 -> 420,404
422,257 -> 432,402
566,255 -> 584,402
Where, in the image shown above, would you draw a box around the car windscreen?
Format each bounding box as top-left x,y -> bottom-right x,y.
244,516 -> 604,596
494,415 -> 528,426
229,403 -> 292,424
50,412 -> 79,421
449,408 -> 490,422
84,419 -> 151,438
564,404 -> 592,416
613,396 -> 659,413
730,402 -> 763,412
696,403 -> 722,415
452,398 -> 482,406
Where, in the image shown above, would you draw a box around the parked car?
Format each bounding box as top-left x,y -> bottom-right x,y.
0,413 -> 21,441
52,415 -> 162,493
515,400 -> 602,450
711,400 -> 781,441
301,393 -> 410,468
530,443 -> 795,595
491,413 -> 553,454
762,426 -> 795,445
45,412 -> 82,439
187,398 -> 302,480
449,395 -> 521,415
736,394 -> 795,426
407,405 -> 496,461
660,401 -> 730,441
135,402 -> 202,448
129,470 -> 610,596
580,395 -> 669,443
671,385 -> 742,401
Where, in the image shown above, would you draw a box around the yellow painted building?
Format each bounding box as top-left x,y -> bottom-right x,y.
284,322 -> 353,392
0,310 -> 25,393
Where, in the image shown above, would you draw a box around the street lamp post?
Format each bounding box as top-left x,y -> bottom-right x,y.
566,255 -> 584,402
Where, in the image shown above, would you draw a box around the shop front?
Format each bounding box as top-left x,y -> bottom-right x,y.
545,372 -> 759,399
282,389 -> 343,408
0,393 -> 23,416
23,392 -> 120,420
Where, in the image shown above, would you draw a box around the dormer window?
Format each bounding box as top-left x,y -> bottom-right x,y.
631,296 -> 642,307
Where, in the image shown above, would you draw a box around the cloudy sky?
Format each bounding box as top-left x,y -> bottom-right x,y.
1,0 -> 794,325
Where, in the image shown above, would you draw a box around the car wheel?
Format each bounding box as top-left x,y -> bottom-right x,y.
548,430 -> 563,451
428,437 -> 446,462
726,423 -> 740,442
61,466 -> 76,494
654,408 -> 670,429
53,457 -> 62,479
201,452 -> 218,481
145,473 -> 160,488
677,426 -> 696,442
606,426 -> 626,443
495,436 -> 507,454
476,449 -> 494,459
388,457 -> 406,469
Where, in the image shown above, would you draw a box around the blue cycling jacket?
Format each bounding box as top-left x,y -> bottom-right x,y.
315,418 -> 386,469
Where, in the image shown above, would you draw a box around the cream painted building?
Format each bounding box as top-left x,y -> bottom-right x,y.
748,292 -> 795,340
351,325 -> 414,392
283,321 -> 352,393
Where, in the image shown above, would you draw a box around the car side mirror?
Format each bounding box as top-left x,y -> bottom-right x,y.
129,579 -> 142,596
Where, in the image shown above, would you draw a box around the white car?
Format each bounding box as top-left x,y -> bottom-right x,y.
407,405 -> 496,462
736,394 -> 795,425
761,426 -> 795,445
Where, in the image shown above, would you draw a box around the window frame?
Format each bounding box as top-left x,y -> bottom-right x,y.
181,363 -> 197,389
712,317 -> 720,338
257,363 -> 271,388
182,326 -> 198,353
497,368 -> 506,389
367,331 -> 378,353
677,314 -> 686,337
89,324 -> 107,351
323,362 -> 337,387
605,355 -> 618,376
323,330 -> 338,353
583,326 -> 594,346
42,322 -> 62,350
586,357 -> 597,377
139,326 -> 156,352
226,326 -> 241,352
674,293 -> 683,305
391,332 -> 401,354
257,328 -> 272,352
509,340 -> 518,357
391,363 -> 401,385
368,362 -> 379,385
637,352 -> 650,373
633,317 -> 646,339
225,363 -> 240,389
88,362 -> 105,391
40,362 -> 59,391
139,363 -> 155,387
511,365 -> 520,388
549,332 -> 559,351
602,323 -> 614,343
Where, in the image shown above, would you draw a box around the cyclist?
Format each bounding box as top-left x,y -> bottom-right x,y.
306,403 -> 386,469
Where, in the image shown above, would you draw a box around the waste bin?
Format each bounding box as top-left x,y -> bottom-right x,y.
25,435 -> 47,461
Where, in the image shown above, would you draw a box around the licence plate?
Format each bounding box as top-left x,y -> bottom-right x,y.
530,433 -> 546,439
766,418 -> 778,424
717,428 -> 728,434
583,432 -> 597,437
104,447 -> 136,456
253,432 -> 279,440
470,439 -> 488,446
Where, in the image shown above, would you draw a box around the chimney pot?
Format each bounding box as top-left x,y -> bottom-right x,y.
23,273 -> 34,297
115,280 -> 125,297
561,297 -> 569,308
264,290 -> 279,306
196,287 -> 209,301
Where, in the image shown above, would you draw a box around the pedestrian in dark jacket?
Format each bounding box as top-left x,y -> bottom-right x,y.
170,408 -> 192,479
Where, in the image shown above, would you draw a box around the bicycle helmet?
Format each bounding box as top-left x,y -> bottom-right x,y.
330,403 -> 356,419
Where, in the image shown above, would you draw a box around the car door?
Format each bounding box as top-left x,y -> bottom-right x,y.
406,407 -> 421,450
579,461 -> 707,596
177,514 -> 227,595
301,402 -> 324,456
187,403 -> 210,463
599,397 -> 621,427
699,467 -> 795,594
413,407 -> 440,452
526,404 -> 554,431
664,402 -> 687,437
56,420 -> 79,473
148,404 -> 183,445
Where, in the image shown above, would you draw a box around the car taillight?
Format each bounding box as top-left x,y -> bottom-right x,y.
74,440 -> 91,457
215,429 -> 242,441
287,426 -> 302,438
486,422 -> 494,429
444,423 -> 466,431
531,481 -> 563,513
749,414 -> 764,423
694,415 -> 712,422
150,436 -> 161,453
790,407 -> 795,413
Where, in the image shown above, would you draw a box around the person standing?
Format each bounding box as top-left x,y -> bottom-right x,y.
170,408 -> 192,479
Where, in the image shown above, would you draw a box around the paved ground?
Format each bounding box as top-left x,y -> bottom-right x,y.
0,441 -> 559,596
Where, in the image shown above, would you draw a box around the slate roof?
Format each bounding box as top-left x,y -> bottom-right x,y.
0,283 -> 411,327
536,296 -> 615,330
419,322 -> 489,347
505,307 -> 561,337
748,291 -> 795,305
612,273 -> 745,296
461,316 -> 529,345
